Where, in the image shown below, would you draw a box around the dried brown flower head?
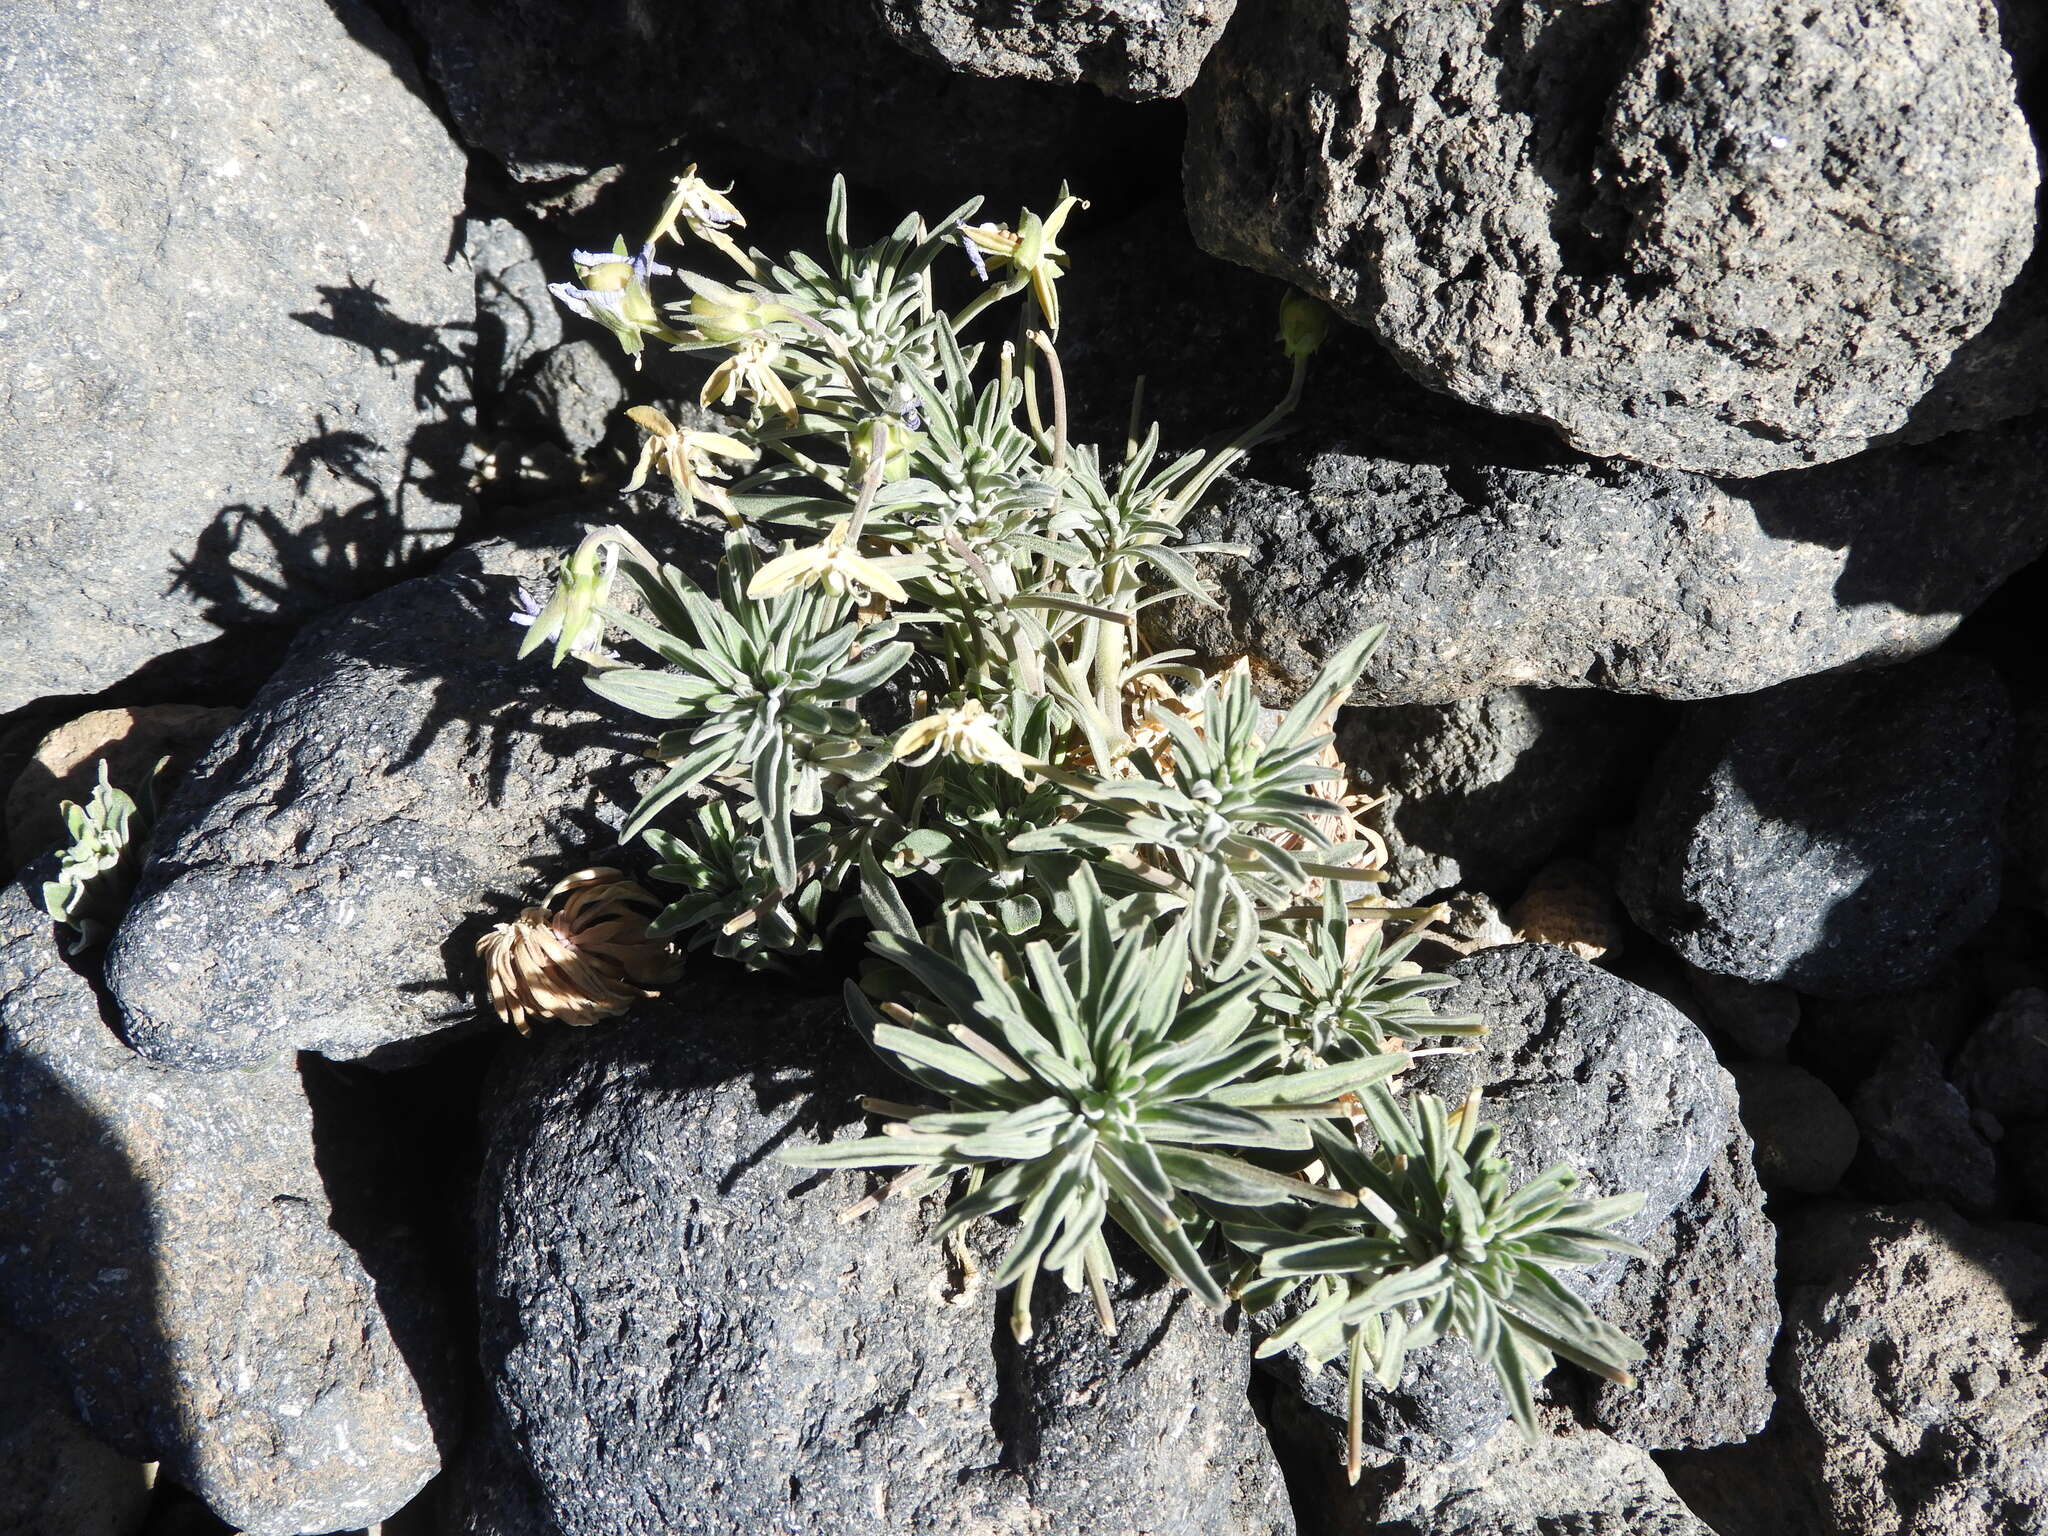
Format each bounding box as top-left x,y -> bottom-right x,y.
476,868 -> 680,1032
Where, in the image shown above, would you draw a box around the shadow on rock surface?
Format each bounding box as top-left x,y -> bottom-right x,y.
166,280 -> 477,663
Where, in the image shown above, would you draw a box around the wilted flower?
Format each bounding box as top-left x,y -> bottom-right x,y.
651,165 -> 746,245
476,868 -> 680,1032
960,189 -> 1086,333
748,518 -> 914,604
891,698 -> 1034,778
624,406 -> 758,516
550,242 -> 674,365
702,333 -> 799,424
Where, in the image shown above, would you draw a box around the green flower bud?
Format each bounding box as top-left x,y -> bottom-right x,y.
1279,289 -> 1332,360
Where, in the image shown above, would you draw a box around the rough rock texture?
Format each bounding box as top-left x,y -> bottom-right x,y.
1153,416 -> 2048,709
102,512 -> 674,1069
1730,1063 -> 1859,1196
1585,1131 -> 1778,1449
1779,1204 -> 2048,1536
478,986 -> 1296,1536
396,0 -> 1174,206
869,0 -> 1235,99
0,0 -> 473,714
1423,947 -> 1734,1262
0,1326 -> 153,1536
1185,0 -> 2037,475
1619,656 -> 2011,997
1305,1415 -> 1715,1536
1271,945 -> 1753,1459
1952,987 -> 2048,1129
0,882 -> 452,1535
4,705 -> 240,870
1850,1037 -> 2002,1215
466,217 -> 624,464
1902,0 -> 2048,440
1336,690 -> 1653,903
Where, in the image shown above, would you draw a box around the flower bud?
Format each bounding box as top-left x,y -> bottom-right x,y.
1278,289 -> 1332,360
688,286 -> 768,345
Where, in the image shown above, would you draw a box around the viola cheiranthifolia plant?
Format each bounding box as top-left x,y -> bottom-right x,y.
500,167 -> 1649,1478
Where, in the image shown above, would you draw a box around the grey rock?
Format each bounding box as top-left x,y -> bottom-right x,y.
1153,414 -> 2048,709
1587,1130 -> 1778,1449
1336,689 -> 1653,904
396,0 -> 1171,205
0,1326 -> 152,1536
1421,947 -> 1733,1258
478,985 -> 1296,1536
1780,1204 -> 2048,1536
1268,1324 -> 1507,1468
102,511 -> 674,1069
1184,0 -> 2037,476
466,217 -> 627,459
1618,656 -> 2011,997
1272,945 -> 1738,1460
527,343 -> 626,457
0,0 -> 473,714
1899,0 -> 2048,441
1730,1063 -> 1859,1196
1851,1038 -> 2002,1214
1684,966 -> 1799,1061
1335,1416 -> 1715,1536
868,0 -> 1235,99
0,882 -> 452,1535
468,217 -> 565,399
1953,988 -> 2048,1127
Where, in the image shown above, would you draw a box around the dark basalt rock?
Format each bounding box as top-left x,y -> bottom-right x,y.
102,512 -> 682,1069
475,986 -> 1296,1536
394,0 -> 1177,209
1151,416 -> 2048,710
0,882 -> 455,1535
1265,945 -> 1765,1461
1337,688 -> 1657,904
868,0 -> 1236,100
1618,655 -> 2012,998
1184,0 -> 2037,475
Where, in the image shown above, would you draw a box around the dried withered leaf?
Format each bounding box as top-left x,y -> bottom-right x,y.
476,867 -> 680,1032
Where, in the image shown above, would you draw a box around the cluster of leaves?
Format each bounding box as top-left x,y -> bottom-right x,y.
41,758 -> 163,955
531,170 -> 1646,1470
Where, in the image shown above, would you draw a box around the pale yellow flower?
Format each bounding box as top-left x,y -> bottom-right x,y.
892,699 -> 1033,779
748,520 -> 914,604
476,869 -> 680,1033
702,333 -> 799,424
961,191 -> 1086,333
623,405 -> 757,516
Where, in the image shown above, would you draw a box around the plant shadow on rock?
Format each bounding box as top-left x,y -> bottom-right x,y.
163,278 -> 477,685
